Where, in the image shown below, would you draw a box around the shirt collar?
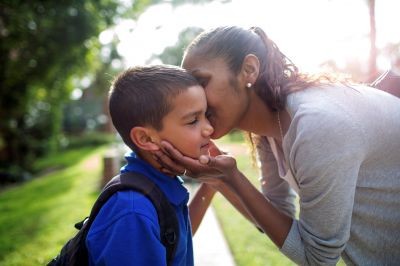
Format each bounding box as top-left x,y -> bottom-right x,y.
120,151 -> 189,206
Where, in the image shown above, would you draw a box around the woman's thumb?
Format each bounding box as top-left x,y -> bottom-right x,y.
199,155 -> 224,169
199,155 -> 211,165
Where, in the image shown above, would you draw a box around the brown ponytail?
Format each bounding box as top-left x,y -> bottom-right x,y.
184,26 -> 342,161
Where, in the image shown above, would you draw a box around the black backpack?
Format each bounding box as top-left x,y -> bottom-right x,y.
47,171 -> 179,266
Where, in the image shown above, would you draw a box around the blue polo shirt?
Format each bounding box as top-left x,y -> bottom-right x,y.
86,152 -> 194,266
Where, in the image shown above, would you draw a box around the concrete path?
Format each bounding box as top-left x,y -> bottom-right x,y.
185,181 -> 236,266
193,206 -> 236,266
187,142 -> 248,265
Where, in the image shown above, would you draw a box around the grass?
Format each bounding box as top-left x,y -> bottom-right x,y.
211,137 -> 295,266
0,133 -> 345,266
0,146 -> 107,266
212,135 -> 345,266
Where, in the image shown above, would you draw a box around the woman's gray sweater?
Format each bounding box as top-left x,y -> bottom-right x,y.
257,85 -> 400,265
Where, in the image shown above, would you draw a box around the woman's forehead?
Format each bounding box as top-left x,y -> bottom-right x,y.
183,55 -> 227,73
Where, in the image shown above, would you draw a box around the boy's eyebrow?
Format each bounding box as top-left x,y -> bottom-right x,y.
181,110 -> 203,119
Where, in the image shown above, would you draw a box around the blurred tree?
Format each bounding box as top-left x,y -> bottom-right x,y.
367,0 -> 378,82
322,0 -> 400,83
0,1 -> 123,181
62,40 -> 122,135
0,0 -> 221,183
151,26 -> 204,66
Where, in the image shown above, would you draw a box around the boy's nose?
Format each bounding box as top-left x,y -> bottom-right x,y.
202,122 -> 214,137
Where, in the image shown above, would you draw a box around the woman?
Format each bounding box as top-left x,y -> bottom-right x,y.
154,26 -> 400,265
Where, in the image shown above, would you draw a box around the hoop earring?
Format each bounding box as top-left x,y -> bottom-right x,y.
246,83 -> 252,88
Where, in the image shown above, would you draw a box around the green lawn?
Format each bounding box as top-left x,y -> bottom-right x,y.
212,138 -> 295,266
0,138 -> 290,266
0,136 -> 344,266
212,135 -> 345,266
0,146 -> 107,266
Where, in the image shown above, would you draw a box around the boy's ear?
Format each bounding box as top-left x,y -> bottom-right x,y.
241,54 -> 260,83
130,127 -> 160,151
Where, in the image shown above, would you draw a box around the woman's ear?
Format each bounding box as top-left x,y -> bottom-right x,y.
130,127 -> 160,151
241,54 -> 260,84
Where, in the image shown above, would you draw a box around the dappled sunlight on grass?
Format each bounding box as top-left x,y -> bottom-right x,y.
0,146 -> 107,265
211,142 -> 346,265
211,144 -> 295,266
32,147 -> 97,174
213,192 -> 294,266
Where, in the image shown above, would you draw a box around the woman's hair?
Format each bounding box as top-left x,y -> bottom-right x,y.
109,65 -> 198,150
184,26 -> 337,159
184,25 -> 330,111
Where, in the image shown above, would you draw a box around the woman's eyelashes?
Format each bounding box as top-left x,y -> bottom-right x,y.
197,77 -> 209,87
205,110 -> 212,119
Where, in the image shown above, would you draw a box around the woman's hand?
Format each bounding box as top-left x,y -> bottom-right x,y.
153,140 -> 238,184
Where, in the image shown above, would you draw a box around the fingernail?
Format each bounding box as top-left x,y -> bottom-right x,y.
199,155 -> 209,164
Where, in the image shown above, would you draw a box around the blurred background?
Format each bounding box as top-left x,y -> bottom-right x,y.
0,0 -> 399,265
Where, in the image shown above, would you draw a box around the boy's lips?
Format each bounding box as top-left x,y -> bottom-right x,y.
200,142 -> 210,149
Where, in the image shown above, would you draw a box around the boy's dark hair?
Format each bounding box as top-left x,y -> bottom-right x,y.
109,65 -> 199,150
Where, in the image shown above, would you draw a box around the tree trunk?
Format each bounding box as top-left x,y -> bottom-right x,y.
368,0 -> 378,82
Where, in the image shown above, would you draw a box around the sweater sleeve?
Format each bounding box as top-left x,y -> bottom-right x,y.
280,106 -> 366,265
257,136 -> 297,218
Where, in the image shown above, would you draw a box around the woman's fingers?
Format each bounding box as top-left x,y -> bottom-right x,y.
161,141 -> 200,167
198,155 -> 208,165
200,154 -> 237,174
161,141 -> 186,162
154,149 -> 185,174
158,140 -> 237,179
160,140 -> 180,156
160,167 -> 176,176
199,155 -> 217,167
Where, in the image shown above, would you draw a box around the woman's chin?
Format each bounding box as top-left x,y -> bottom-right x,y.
211,129 -> 228,139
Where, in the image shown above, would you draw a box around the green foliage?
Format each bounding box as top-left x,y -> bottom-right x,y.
212,140 -> 347,265
64,132 -> 115,150
0,146 -> 106,265
212,151 -> 295,266
214,194 -> 295,266
227,130 -> 245,143
63,98 -> 106,134
152,27 -> 204,66
0,1 -> 122,182
129,0 -> 221,18
0,0 -> 227,183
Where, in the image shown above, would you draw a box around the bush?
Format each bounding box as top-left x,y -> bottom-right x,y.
0,132 -> 115,186
64,132 -> 115,149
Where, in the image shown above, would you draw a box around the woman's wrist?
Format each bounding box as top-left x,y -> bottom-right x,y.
222,166 -> 246,193
198,182 -> 217,196
220,164 -> 241,186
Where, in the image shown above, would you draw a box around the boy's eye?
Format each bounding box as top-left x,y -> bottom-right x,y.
188,118 -> 198,125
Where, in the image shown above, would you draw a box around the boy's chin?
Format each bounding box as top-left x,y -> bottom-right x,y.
182,150 -> 210,160
198,150 -> 211,158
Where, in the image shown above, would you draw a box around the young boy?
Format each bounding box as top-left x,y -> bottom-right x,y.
85,65 -> 214,265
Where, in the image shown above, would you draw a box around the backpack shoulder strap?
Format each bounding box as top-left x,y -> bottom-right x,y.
88,171 -> 179,265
